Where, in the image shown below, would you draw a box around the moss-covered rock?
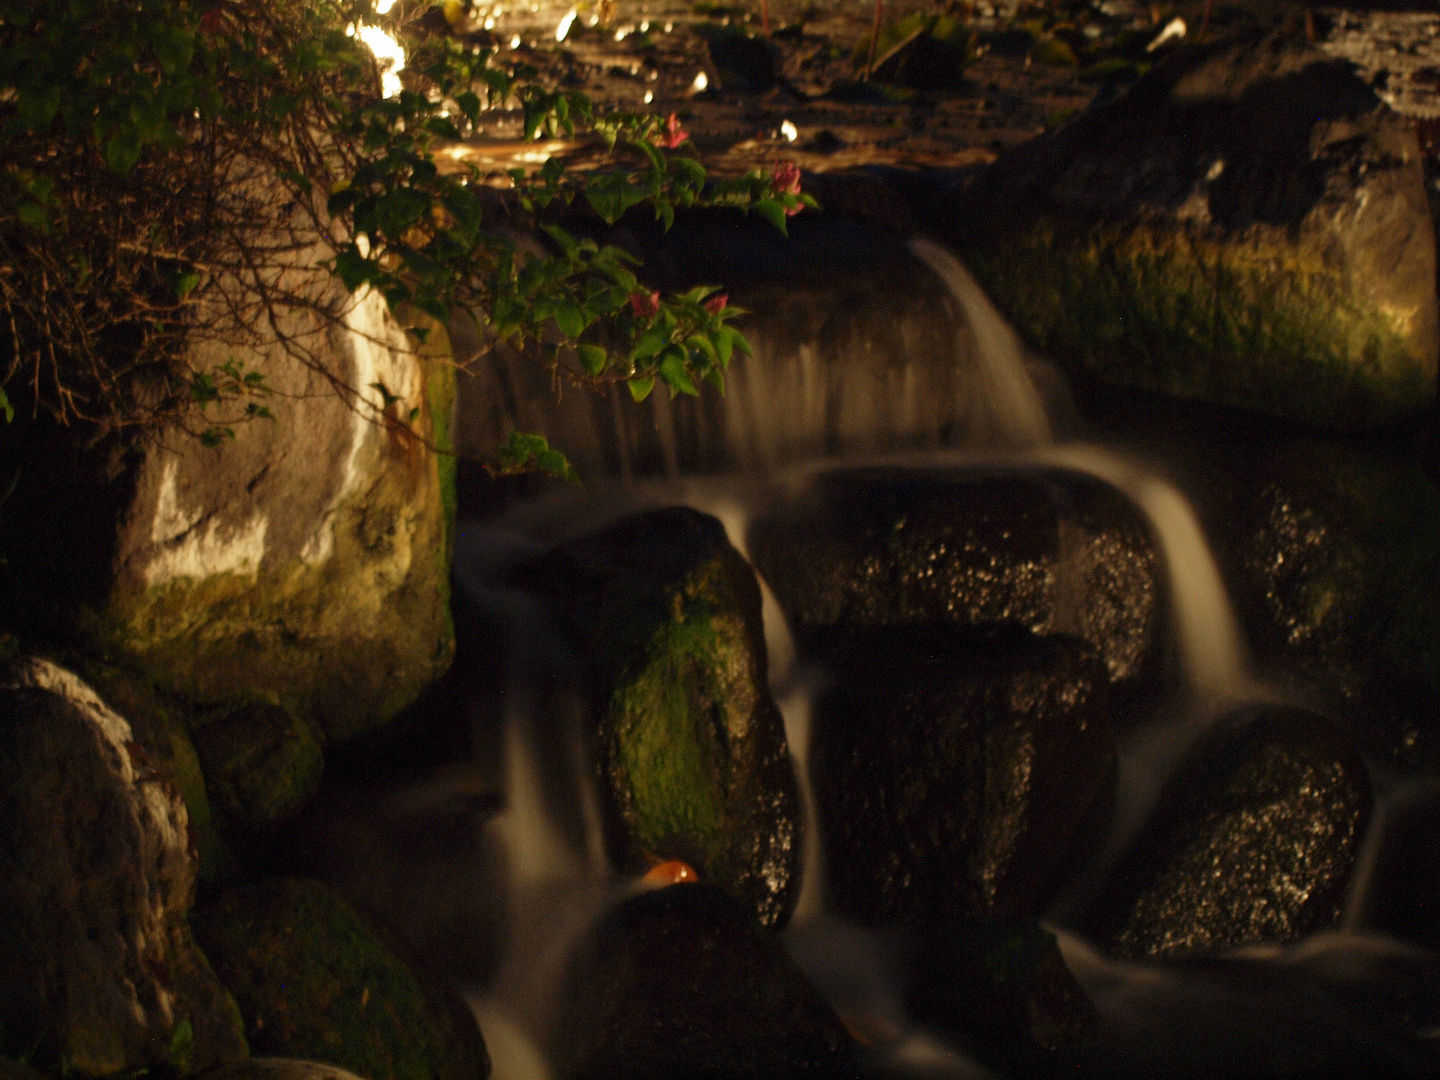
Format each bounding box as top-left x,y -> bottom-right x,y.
191,878 -> 488,1080
1230,442 -> 1440,764
0,295 -> 456,745
943,31 -> 1437,432
192,702 -> 325,835
0,658 -> 247,1077
1086,707 -> 1370,959
555,884 -> 853,1080
749,467 -> 1163,689
514,507 -> 799,928
812,629 -> 1116,926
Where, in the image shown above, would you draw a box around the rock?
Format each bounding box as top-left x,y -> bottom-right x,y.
1230,442 -> 1440,764
0,658 -> 247,1077
1353,788 -> 1440,949
906,917 -> 1095,1077
0,291 -> 456,745
811,630 -> 1117,925
1087,707 -> 1371,959
866,14 -> 972,93
943,30 -> 1438,432
205,1060 -> 371,1080
748,467 -> 1163,688
0,1060 -> 51,1080
191,878 -> 489,1080
513,507 -> 799,928
700,25 -> 780,94
192,701 -> 325,835
555,884 -> 853,1080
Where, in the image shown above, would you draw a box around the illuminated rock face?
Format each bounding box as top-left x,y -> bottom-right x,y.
0,659 -> 246,1078
944,30 -> 1438,433
90,288 -> 456,744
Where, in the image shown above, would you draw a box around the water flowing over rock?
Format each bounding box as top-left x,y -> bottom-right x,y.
749,467 -> 1163,689
810,630 -> 1116,925
0,658 -> 247,1077
1086,707 -> 1371,960
0,291 -> 456,745
942,30 -> 1438,432
511,507 -> 800,927
191,878 -> 490,1080
1230,442 -> 1440,765
554,884 -> 854,1080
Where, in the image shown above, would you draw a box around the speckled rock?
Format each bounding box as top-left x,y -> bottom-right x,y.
749,467 -> 1162,688
556,884 -> 853,1080
0,658 -> 247,1077
191,878 -> 489,1080
1088,707 -> 1371,959
944,31 -> 1437,432
1231,442 -> 1440,765
192,701 -> 325,835
513,507 -> 799,928
811,630 -> 1116,926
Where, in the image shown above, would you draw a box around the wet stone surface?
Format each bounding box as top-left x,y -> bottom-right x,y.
810,628 -> 1117,926
1086,706 -> 1371,960
749,467 -> 1163,688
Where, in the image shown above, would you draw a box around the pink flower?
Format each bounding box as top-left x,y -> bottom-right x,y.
629,290 -> 661,318
703,292 -> 728,315
658,113 -> 688,150
772,162 -> 802,196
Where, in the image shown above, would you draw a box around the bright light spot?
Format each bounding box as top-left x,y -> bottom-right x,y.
644,89 -> 654,103
780,119 -> 798,142
355,24 -> 406,98
691,70 -> 708,92
615,27 -> 627,39
484,16 -> 495,28
510,32 -> 522,47
588,13 -> 599,25
640,20 -> 649,31
648,69 -> 658,80
374,0 -> 397,12
556,7 -> 576,39
664,20 -> 673,31
1147,16 -> 1185,51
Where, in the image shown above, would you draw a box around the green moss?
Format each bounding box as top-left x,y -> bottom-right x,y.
962,218 -> 1433,431
192,879 -> 487,1080
192,701 -> 325,833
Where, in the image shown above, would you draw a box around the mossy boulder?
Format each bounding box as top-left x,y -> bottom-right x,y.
0,658 -> 247,1077
1229,442 -> 1440,764
0,294 -> 456,745
192,702 -> 325,836
1086,707 -> 1370,959
749,467 -> 1163,690
191,878 -> 489,1080
555,884 -> 853,1080
514,507 -> 800,928
811,629 -> 1116,926
942,30 -> 1437,432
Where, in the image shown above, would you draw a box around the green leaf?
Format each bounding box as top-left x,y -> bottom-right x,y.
457,91 -> 481,125
704,366 -> 725,392
333,248 -> 374,291
105,127 -> 143,175
627,376 -> 655,402
630,326 -> 669,361
577,344 -> 608,375
555,300 -> 585,339
0,384 -> 12,423
753,198 -> 788,235
15,203 -> 49,232
659,347 -> 698,395
584,175 -> 648,225
167,1018 -> 194,1069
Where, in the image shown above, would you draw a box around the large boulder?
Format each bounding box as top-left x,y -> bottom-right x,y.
811,630 -> 1117,926
1086,707 -> 1371,959
748,468 -> 1163,689
191,878 -> 489,1080
0,289 -> 456,744
1228,442 -> 1440,765
555,884 -> 854,1080
190,701 -> 326,838
942,31 -> 1438,432
0,658 -> 247,1077
512,507 -> 800,928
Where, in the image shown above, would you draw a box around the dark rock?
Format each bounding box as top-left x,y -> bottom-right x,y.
555,884 -> 853,1080
0,292 -> 456,744
192,701 -> 325,835
1088,707 -> 1371,959
906,918 -> 1095,1077
0,658 -> 247,1077
700,26 -> 779,93
812,630 -> 1117,925
1231,442 -> 1440,765
513,507 -> 799,928
1355,786 -> 1440,949
749,467 -> 1163,688
205,1061 -> 370,1080
867,14 -> 972,93
191,878 -> 489,1080
0,1060 -> 51,1080
943,30 -> 1437,432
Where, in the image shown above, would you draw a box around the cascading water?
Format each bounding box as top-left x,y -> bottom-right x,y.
441,228 -> 1434,1079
